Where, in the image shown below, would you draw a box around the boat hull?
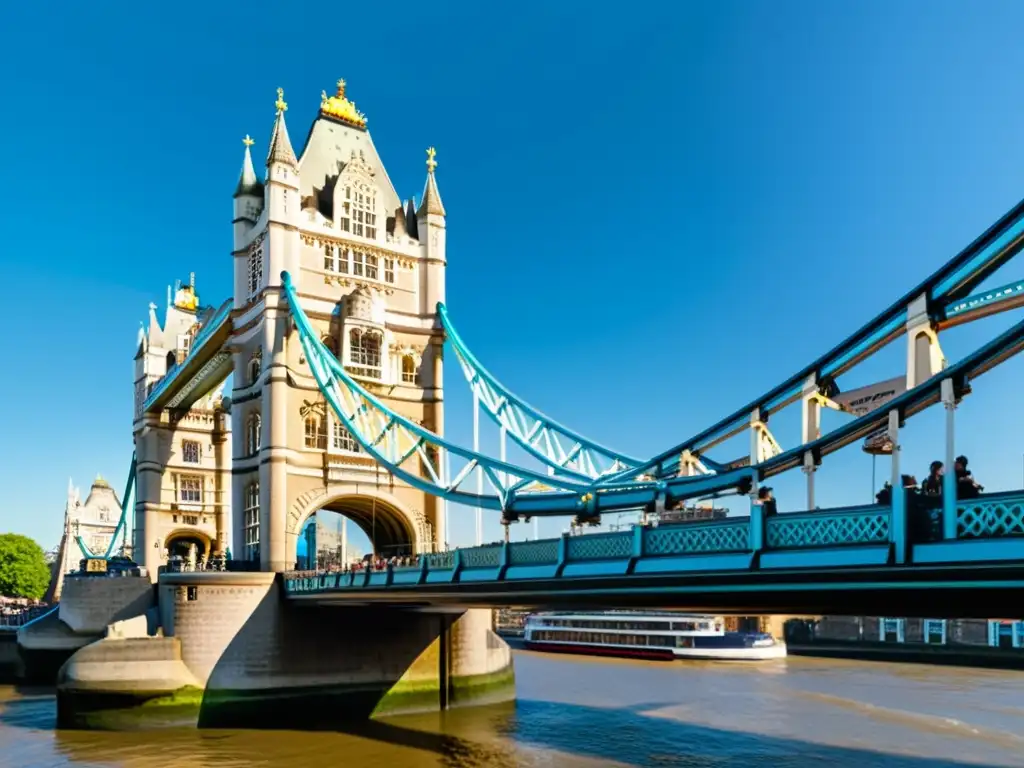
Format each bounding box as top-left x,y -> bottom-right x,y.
523,639 -> 787,662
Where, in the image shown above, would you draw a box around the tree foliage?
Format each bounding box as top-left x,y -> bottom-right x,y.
0,533 -> 51,600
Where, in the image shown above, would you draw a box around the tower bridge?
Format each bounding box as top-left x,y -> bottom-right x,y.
27,74 -> 1024,728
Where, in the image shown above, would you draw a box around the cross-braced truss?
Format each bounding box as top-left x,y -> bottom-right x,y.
283,273 -> 657,513
438,303 -> 646,481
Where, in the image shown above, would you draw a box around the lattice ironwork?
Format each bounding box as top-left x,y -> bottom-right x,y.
766,509 -> 890,549
508,539 -> 559,566
567,532 -> 632,561
426,551 -> 454,569
644,521 -> 749,555
460,544 -> 502,568
957,496 -> 1024,538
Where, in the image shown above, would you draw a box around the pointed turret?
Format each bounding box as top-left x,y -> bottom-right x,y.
416,148 -> 447,315
234,135 -> 263,198
147,302 -> 162,343
416,147 -> 446,219
266,88 -> 297,168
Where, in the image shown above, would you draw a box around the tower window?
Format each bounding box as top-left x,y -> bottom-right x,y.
182,440 -> 201,464
352,250 -> 365,277
247,239 -> 264,300
246,413 -> 262,455
401,355 -> 417,383
244,482 -> 260,562
366,254 -> 378,281
342,182 -> 376,239
177,475 -> 202,504
304,414 -> 327,450
247,353 -> 261,386
348,329 -> 382,378
384,258 -> 395,284
332,420 -> 361,453
323,244 -> 335,271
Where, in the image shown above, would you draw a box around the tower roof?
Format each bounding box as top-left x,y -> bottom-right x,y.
416,147 -> 446,218
235,135 -> 264,197
266,88 -> 297,167
319,79 -> 367,130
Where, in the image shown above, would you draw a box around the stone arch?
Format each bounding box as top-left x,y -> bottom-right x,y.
163,527 -> 214,561
288,485 -> 431,557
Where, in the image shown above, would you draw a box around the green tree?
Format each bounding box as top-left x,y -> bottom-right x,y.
0,533 -> 51,600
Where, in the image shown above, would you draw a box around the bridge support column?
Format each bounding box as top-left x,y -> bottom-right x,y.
136,415 -> 163,580
906,293 -> 945,389
888,408 -> 901,490
260,301 -> 290,573
941,378 -> 958,539
802,452 -> 816,511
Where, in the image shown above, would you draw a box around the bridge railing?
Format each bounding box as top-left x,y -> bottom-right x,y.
283,489 -> 1024,594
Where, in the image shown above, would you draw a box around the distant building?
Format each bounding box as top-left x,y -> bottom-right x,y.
812,616 -> 1024,648
299,514 -> 357,569
656,505 -> 728,524
51,476 -> 124,600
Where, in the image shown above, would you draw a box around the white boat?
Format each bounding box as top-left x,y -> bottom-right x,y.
523,611 -> 787,661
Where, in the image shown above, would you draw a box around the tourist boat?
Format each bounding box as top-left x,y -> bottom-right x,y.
523,611 -> 787,661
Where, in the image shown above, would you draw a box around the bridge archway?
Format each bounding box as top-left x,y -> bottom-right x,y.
164,528 -> 212,564
288,486 -> 428,568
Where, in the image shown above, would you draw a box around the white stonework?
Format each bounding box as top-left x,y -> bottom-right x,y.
135,79 -> 447,576
53,478 -> 124,600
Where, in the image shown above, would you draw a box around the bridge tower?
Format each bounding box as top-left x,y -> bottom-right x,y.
230,81 -> 446,572
133,281 -> 232,577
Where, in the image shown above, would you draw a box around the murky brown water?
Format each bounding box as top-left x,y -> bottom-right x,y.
4,650 -> 1024,767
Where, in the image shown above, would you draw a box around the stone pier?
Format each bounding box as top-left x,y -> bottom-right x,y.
54,572 -> 515,729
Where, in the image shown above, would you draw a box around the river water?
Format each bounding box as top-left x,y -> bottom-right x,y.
3,649 -> 1024,767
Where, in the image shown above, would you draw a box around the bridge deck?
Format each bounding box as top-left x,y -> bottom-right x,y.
285,490 -> 1024,617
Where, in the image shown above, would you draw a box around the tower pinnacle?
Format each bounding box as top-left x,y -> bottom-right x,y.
266,88 -> 297,167
235,134 -> 263,197
417,146 -> 446,218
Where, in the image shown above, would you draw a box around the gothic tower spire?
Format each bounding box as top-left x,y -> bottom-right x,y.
266,88 -> 297,168
235,135 -> 263,197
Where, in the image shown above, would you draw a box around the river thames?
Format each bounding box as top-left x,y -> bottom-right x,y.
3,649 -> 1024,767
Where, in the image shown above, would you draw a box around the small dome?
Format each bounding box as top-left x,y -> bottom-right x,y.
346,286 -> 373,320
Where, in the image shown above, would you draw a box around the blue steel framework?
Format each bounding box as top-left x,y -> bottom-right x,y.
132,193 -> 1024,546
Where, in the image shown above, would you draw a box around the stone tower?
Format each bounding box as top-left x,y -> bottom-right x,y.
132,278 -> 232,577
230,80 -> 447,572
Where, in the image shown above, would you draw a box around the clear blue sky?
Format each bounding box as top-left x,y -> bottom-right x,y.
4,1 -> 1024,554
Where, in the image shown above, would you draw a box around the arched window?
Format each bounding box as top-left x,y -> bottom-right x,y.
348,329 -> 382,378
341,182 -> 377,239
247,353 -> 261,386
166,351 -> 177,370
246,413 -> 261,455
244,482 -> 260,562
304,414 -> 327,449
401,355 -> 417,384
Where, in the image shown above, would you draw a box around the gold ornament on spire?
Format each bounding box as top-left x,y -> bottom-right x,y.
426,147 -> 438,173
275,87 -> 288,113
242,134 -> 255,147
319,77 -> 367,129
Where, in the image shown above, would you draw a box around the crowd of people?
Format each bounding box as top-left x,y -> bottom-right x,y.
876,454 -> 984,506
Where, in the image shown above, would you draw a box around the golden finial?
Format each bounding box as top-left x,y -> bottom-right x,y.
426,147 -> 437,173
275,87 -> 288,113
318,77 -> 367,129
242,135 -> 254,148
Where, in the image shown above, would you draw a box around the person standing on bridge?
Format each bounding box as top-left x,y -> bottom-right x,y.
757,486 -> 778,516
921,461 -> 944,497
955,455 -> 984,499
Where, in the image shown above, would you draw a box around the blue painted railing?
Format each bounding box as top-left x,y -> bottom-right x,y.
284,490 -> 1024,596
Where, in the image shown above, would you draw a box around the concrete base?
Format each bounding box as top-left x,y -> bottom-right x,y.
56,636 -> 203,729
17,609 -> 99,685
